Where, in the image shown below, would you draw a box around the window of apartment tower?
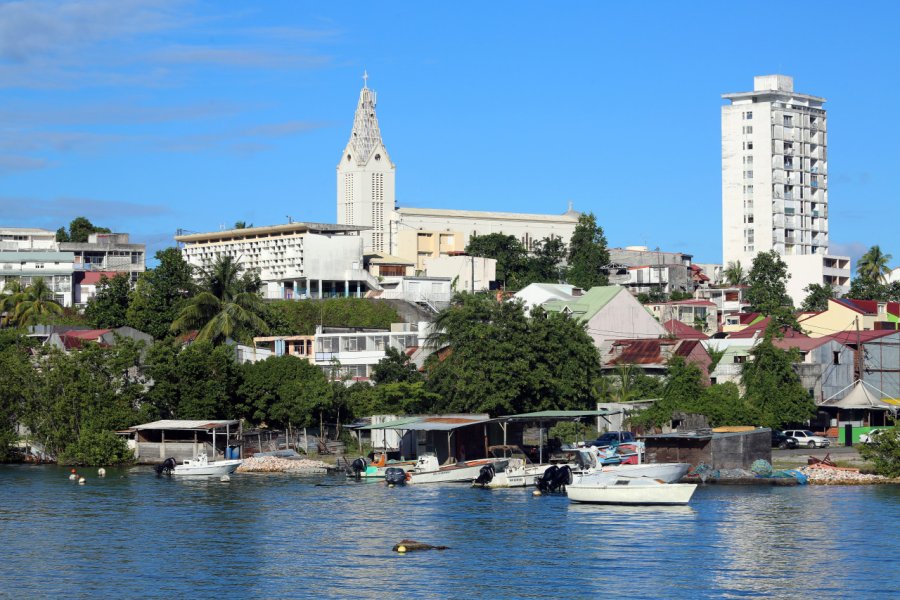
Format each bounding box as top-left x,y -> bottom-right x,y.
743,141 -> 753,150
744,111 -> 753,120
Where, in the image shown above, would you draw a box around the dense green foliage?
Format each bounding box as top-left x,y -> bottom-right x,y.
237,355 -> 332,430
747,250 -> 797,330
740,326 -> 816,429
85,273 -> 133,328
423,294 -> 601,414
857,425 -> 900,477
0,331 -> 36,461
800,283 -> 837,312
724,260 -> 747,286
126,248 -> 195,339
55,216 -> 111,243
565,212 -> 610,290
856,245 -> 892,283
265,297 -> 400,335
2,277 -> 64,327
632,357 -> 706,427
465,233 -> 528,288
846,276 -> 900,302
371,346 -> 423,384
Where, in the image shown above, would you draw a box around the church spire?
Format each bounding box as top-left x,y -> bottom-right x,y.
347,72 -> 383,165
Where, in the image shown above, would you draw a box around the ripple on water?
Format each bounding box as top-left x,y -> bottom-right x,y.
0,466 -> 898,599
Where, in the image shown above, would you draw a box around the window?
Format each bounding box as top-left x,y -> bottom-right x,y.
743,111 -> 753,120
833,351 -> 840,365
743,156 -> 753,165
744,215 -> 754,224
743,141 -> 754,150
743,185 -> 754,196
742,126 -> 753,134
734,355 -> 747,364
744,170 -> 753,179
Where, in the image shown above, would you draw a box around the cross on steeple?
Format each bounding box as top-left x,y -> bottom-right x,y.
362,70 -> 368,88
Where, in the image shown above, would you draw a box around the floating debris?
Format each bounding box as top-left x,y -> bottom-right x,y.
392,540 -> 449,553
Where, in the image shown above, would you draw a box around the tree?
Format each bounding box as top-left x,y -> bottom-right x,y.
523,236 -> 568,285
724,261 -> 747,286
857,245 -> 892,284
234,221 -> 253,229
126,248 -> 195,340
171,255 -> 269,344
566,212 -> 609,290
465,233 -> 527,289
800,283 -> 836,312
746,250 -> 797,330
265,298 -> 399,336
7,277 -> 64,327
857,425 -> 900,477
633,357 -> 706,427
372,346 -> 423,384
0,332 -> 35,461
59,217 -> 111,243
273,369 -> 333,437
740,325 -> 816,429
85,273 -> 132,328
237,355 -> 331,427
424,295 -> 601,415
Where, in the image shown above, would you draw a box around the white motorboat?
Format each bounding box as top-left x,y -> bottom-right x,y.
567,474 -> 697,505
582,462 -> 692,484
406,453 -> 509,484
172,453 -> 242,477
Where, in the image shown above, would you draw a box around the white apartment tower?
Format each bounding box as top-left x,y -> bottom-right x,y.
337,74 -> 396,253
722,75 -> 849,304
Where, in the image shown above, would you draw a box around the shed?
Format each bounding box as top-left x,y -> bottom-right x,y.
121,419 -> 241,464
361,414 -> 495,464
642,428 -> 771,470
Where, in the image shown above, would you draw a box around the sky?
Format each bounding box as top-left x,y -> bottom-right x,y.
1,1 -> 898,267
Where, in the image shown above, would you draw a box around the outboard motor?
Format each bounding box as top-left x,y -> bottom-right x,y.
535,465 -> 559,493
535,465 -> 572,493
555,465 -> 574,493
155,457 -> 176,476
384,467 -> 407,486
473,464 -> 495,487
349,457 -> 367,479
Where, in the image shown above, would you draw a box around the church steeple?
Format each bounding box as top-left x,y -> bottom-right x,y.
347,72 -> 384,166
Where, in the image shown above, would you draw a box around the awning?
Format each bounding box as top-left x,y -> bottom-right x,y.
497,410 -> 619,423
360,415 -> 490,432
820,380 -> 896,411
128,419 -> 240,431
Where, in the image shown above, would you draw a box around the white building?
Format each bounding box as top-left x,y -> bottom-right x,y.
59,232 -> 146,282
336,76 -> 581,265
337,73 -> 395,254
0,251 -> 75,307
314,322 -> 431,381
175,222 -> 380,300
421,255 -> 496,293
0,227 -> 58,252
721,75 -> 850,305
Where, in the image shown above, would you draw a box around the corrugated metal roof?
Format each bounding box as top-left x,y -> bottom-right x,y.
0,251 -> 75,262
663,319 -> 709,340
543,286 -> 624,319
498,410 -> 617,422
130,419 -> 240,431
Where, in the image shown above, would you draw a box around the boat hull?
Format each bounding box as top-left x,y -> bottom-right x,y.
173,459 -> 242,477
484,463 -> 553,488
585,462 -> 692,484
567,480 -> 697,505
408,458 -> 508,484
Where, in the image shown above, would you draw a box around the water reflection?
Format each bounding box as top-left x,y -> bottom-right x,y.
0,467 -> 898,598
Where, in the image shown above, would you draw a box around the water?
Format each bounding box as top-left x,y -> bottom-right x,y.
1,466 -> 898,599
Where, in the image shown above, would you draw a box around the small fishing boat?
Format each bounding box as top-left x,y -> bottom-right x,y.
348,453 -> 416,480
567,474 -> 697,505
406,453 -> 509,484
172,453 -> 242,477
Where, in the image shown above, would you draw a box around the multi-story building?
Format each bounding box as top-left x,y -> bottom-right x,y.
0,251 -> 75,307
175,222 -> 380,300
313,323 -> 432,381
336,75 -> 581,262
603,246 -> 695,297
721,75 -> 850,304
59,233 -> 146,282
0,227 -> 58,251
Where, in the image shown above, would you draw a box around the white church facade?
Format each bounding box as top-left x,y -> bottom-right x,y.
336,75 -> 581,267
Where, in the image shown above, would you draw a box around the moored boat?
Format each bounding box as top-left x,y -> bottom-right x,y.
406,453 -> 509,484
567,474 -> 697,505
172,453 -> 242,477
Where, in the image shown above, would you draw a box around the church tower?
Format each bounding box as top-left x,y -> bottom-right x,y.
337,73 -> 396,253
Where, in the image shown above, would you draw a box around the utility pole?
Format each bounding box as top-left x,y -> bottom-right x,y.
855,316 -> 862,382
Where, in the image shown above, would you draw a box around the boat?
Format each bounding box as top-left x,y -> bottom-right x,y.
348,452 -> 416,480
581,461 -> 692,484
567,473 -> 698,505
172,453 -> 242,477
406,453 -> 509,484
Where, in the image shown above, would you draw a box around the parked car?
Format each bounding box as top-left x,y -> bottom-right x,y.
783,429 -> 831,448
859,429 -> 890,444
772,430 -> 799,449
585,431 -> 635,447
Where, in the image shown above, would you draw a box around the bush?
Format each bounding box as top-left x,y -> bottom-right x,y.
60,431 -> 134,466
548,421 -> 597,444
858,426 -> 900,478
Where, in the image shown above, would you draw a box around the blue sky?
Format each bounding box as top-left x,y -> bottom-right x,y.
1,1 -> 898,267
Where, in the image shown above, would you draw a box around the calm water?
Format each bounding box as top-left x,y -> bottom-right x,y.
1,466 -> 898,599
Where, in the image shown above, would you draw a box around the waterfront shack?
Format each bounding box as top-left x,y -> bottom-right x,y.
121,420 -> 241,464
358,415 -> 498,464
642,428 -> 771,470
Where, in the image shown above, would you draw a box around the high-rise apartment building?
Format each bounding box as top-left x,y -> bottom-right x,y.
336,73 -> 396,254
722,75 -> 850,304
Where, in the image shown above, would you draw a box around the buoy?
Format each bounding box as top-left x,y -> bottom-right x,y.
78,477 -> 86,485
220,475 -> 230,482
388,484 -> 395,488
69,473 -> 77,480
397,545 -> 407,553
533,490 -> 542,496
97,468 -> 106,477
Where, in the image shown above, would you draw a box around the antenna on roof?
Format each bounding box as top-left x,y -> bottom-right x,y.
286,215 -> 293,224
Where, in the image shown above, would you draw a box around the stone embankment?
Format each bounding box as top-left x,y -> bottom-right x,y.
798,464 -> 898,485
237,455 -> 331,474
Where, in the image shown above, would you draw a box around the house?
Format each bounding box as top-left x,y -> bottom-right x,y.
646,299 -> 717,336
800,298 -> 900,337
543,285 -> 666,349
826,330 -> 900,401
421,254 -> 496,293
602,338 -> 712,384
772,335 -> 854,403
364,252 -> 416,278
513,283 -> 581,312
313,322 -> 432,381
602,246 -> 695,297
703,338 -> 758,386
663,319 -> 710,340
46,326 -> 153,351
74,270 -> 120,306
372,275 -> 453,312
120,419 -> 241,464
694,286 -> 749,324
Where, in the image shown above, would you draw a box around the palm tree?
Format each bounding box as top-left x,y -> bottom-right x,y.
0,280 -> 24,327
724,261 -> 747,286
8,277 -> 64,326
856,245 -> 892,284
171,255 -> 269,344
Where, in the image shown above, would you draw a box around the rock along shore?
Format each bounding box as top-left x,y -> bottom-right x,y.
236,455 -> 332,474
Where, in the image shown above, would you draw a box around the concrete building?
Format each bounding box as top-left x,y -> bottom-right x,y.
603,246 -> 695,297
313,323 -> 431,381
336,73 -> 395,254
335,75 -> 581,264
646,299 -> 718,336
421,255 -> 496,293
175,222 -> 379,300
721,75 -> 850,305
0,251 -> 75,307
800,298 -> 900,337
59,232 -> 146,282
0,227 -> 58,251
